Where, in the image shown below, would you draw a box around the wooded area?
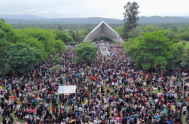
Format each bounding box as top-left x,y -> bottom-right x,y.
0,20 -> 74,75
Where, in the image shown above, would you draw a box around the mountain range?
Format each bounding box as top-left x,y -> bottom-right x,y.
1,14 -> 189,24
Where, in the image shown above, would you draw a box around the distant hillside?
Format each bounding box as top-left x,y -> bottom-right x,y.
3,17 -> 123,24
0,14 -> 42,20
182,16 -> 189,18
139,16 -> 189,23
1,14 -> 189,24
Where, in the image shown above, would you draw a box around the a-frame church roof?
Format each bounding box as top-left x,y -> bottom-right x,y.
83,21 -> 124,43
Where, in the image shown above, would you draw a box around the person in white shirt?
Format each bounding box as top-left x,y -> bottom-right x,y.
112,82 -> 115,87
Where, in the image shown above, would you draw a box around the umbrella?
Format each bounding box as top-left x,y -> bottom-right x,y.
78,107 -> 83,112
115,117 -> 120,122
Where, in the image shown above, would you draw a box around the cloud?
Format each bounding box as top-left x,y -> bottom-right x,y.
0,0 -> 189,19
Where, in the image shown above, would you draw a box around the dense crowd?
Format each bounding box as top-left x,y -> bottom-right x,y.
0,42 -> 189,124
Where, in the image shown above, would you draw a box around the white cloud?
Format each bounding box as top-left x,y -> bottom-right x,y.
0,0 -> 189,19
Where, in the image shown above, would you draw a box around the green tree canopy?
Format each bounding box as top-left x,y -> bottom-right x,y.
167,43 -> 184,69
115,27 -> 123,36
73,42 -> 98,63
2,43 -> 43,74
54,30 -> 74,43
53,40 -> 66,54
0,21 -> 18,48
14,28 -> 56,53
128,26 -> 142,38
125,31 -> 173,70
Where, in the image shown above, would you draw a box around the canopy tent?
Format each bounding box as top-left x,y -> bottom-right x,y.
83,21 -> 124,43
58,85 -> 77,94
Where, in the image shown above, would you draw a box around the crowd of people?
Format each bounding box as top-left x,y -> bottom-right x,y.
0,42 -> 189,124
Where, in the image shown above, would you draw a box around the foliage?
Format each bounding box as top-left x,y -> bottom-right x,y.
54,30 -> 74,43
53,40 -> 66,54
51,64 -> 61,76
179,31 -> 189,41
182,49 -> 189,68
73,42 -> 98,63
182,41 -> 186,47
115,27 -> 123,36
123,1 -> 140,39
0,21 -> 18,47
0,21 -> 68,75
124,38 -> 140,57
128,26 -> 142,38
15,28 -> 56,53
1,43 -> 42,74
142,25 -> 161,33
57,25 -> 63,31
167,43 -> 185,69
125,31 -> 173,70
164,29 -> 180,42
50,55 -> 61,64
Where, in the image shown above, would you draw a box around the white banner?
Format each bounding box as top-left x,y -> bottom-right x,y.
58,86 -> 77,94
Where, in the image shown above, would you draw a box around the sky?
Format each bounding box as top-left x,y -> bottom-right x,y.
0,0 -> 189,19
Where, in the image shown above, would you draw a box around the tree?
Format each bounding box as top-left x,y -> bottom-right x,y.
50,64 -> 61,77
164,30 -> 180,43
179,31 -> 189,41
125,31 -> 173,70
115,27 -> 123,36
14,28 -> 56,54
75,28 -> 80,42
72,32 -> 76,42
167,43 -> 184,69
57,25 -> 63,31
182,49 -> 189,68
124,38 -> 139,58
123,2 -> 140,40
143,25 -> 160,33
0,18 -> 5,23
128,26 -> 142,38
73,42 -> 98,63
50,55 -> 61,64
0,20 -> 18,47
1,43 -> 42,74
53,40 -> 66,54
54,30 -> 74,43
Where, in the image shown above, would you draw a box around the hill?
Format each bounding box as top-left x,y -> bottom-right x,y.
0,14 -> 42,20
139,16 -> 189,23
3,17 -> 123,24
1,14 -> 189,24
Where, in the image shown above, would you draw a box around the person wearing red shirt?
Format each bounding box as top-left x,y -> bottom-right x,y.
124,73 -> 127,77
51,90 -> 54,94
160,95 -> 163,100
13,96 -> 17,101
21,100 -> 24,105
52,106 -> 55,115
112,96 -> 115,101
